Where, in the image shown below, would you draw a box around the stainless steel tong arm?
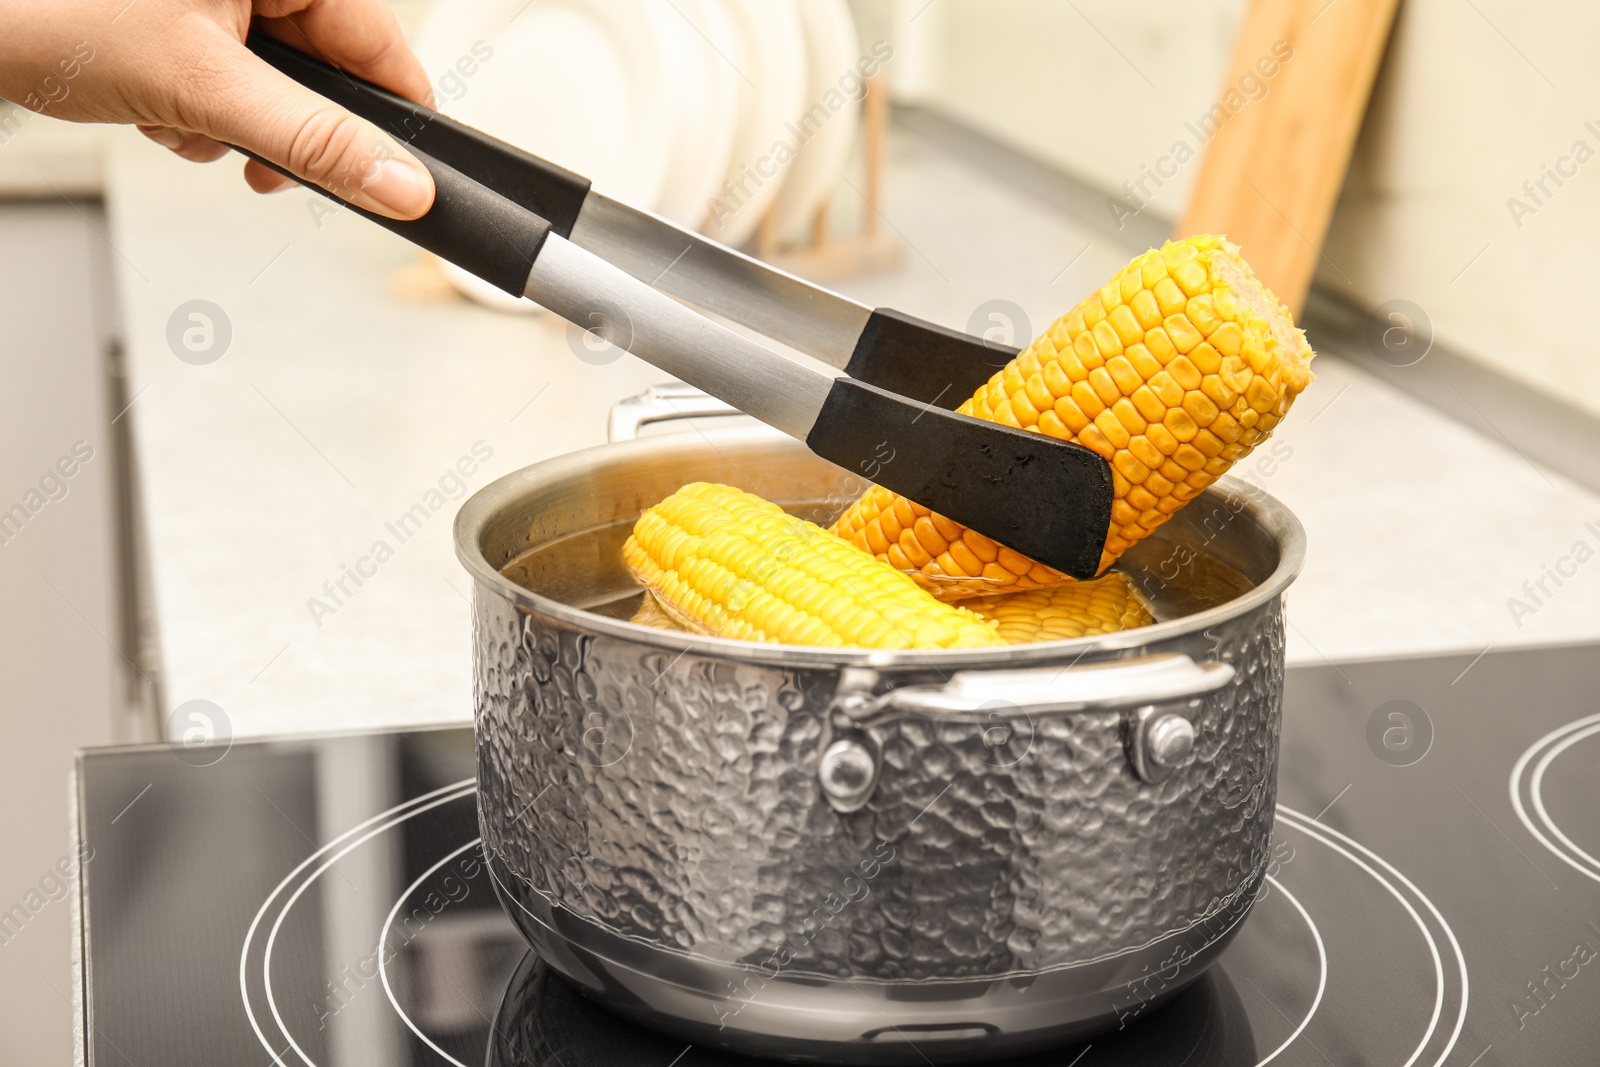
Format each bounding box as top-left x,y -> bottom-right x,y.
566,194 -> 874,372
527,236 -> 839,440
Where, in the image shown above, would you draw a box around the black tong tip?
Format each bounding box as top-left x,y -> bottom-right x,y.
807,379 -> 1113,581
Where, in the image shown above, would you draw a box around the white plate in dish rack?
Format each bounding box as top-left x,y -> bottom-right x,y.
414,0 -> 685,312
703,0 -> 807,248
765,0 -> 861,245
651,0 -> 741,229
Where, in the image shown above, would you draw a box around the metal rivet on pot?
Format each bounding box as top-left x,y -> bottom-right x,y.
818,737 -> 879,814
1127,704 -> 1200,784
1146,714 -> 1196,769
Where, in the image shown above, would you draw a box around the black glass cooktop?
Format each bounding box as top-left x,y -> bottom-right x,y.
75,643 -> 1600,1065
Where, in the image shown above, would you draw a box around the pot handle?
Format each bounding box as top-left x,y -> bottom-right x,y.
864,654 -> 1233,721
817,654 -> 1233,812
608,383 -> 744,442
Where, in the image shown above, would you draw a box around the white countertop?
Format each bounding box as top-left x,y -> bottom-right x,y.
14,117 -> 1598,739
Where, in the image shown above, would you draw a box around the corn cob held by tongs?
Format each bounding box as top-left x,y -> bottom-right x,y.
832,237 -> 1314,600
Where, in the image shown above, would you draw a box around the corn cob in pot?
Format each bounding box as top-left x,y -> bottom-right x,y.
622,482 -> 1005,649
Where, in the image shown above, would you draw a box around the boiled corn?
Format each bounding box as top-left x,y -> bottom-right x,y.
831,235 -> 1313,599
622,482 -> 1005,649
966,573 -> 1153,643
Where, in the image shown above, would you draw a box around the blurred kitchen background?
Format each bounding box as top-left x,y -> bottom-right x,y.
4,0 -> 1599,1059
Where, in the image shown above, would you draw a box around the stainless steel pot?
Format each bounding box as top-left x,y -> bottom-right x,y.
456,392 -> 1305,1064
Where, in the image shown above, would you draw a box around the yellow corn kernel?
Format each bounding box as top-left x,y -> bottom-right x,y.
624,483 -> 1004,649
830,236 -> 1314,600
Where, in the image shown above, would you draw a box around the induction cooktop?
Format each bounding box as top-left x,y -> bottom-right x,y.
74,643 -> 1600,1065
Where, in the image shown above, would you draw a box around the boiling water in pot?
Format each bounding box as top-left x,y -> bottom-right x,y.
498,496 -> 1256,631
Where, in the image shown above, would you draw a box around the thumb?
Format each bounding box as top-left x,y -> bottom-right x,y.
183,34 -> 435,220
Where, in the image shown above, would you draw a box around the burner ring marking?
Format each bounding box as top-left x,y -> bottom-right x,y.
1252,874 -> 1327,1067
1511,712 -> 1600,885
378,837 -> 484,1067
242,781 -> 476,1067
1277,807 -> 1468,1067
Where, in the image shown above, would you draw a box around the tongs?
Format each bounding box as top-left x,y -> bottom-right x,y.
245,32 -> 1113,579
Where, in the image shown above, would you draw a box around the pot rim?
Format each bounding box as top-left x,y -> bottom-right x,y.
454,427 -> 1306,670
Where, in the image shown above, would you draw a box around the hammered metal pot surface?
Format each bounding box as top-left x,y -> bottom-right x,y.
457,426 -> 1303,1064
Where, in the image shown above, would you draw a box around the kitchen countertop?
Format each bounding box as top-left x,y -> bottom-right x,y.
10,115 -> 1600,739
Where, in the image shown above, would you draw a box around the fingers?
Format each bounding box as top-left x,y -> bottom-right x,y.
254,0 -> 435,106
136,125 -> 231,163
176,27 -> 435,219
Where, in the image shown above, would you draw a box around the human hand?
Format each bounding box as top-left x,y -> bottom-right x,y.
0,0 -> 437,219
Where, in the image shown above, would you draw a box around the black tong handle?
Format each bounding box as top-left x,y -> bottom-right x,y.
234,136 -> 548,296
249,30 -> 591,237
241,32 -> 556,295
246,30 -> 581,294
